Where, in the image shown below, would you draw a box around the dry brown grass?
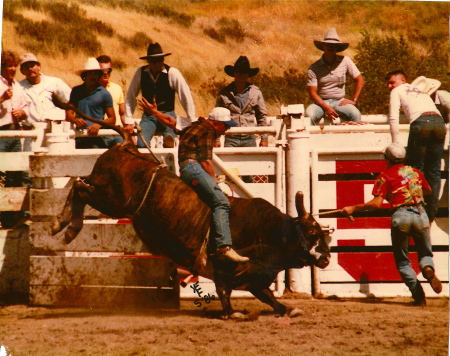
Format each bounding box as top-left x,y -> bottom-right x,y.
2,0 -> 448,117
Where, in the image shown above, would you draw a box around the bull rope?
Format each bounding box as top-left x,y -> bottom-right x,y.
313,209 -> 354,222
132,123 -> 167,217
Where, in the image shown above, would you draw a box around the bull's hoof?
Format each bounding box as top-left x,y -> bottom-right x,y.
286,308 -> 303,318
221,312 -> 248,320
230,312 -> 248,320
64,226 -> 80,244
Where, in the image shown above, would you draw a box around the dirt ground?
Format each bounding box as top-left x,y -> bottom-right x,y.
0,293 -> 448,356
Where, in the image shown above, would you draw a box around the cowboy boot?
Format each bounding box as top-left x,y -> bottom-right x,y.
216,246 -> 249,263
423,266 -> 442,294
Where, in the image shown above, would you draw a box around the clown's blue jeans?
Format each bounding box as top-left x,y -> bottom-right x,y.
391,205 -> 434,299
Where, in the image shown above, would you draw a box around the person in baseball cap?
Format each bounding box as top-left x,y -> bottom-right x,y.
342,142 -> 441,306
177,107 -> 249,263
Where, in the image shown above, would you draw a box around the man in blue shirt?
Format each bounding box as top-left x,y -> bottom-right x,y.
66,58 -> 117,148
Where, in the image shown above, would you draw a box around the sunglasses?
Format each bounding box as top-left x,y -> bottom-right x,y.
102,68 -> 113,75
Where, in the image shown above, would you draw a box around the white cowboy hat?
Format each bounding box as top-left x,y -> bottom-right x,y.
313,28 -> 349,52
75,57 -> 106,76
411,76 -> 441,95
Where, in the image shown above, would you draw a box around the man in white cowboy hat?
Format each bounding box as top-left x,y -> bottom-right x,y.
216,56 -> 268,149
306,28 -> 365,125
66,57 -> 116,149
342,143 -> 442,306
125,42 -> 196,148
19,52 -> 71,149
385,70 -> 446,223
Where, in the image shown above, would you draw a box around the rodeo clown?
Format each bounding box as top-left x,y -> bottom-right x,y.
138,97 -> 249,263
341,143 -> 442,306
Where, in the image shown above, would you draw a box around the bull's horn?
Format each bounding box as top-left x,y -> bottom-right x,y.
295,191 -> 308,217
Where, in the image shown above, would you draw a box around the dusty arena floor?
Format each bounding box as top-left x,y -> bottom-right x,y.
0,293 -> 448,356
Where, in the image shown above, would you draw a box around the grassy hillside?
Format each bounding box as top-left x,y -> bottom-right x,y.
2,0 -> 449,117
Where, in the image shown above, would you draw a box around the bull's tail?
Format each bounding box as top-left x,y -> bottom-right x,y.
51,93 -> 134,147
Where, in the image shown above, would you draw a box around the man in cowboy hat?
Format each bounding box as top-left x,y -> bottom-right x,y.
66,57 -> 116,149
216,56 -> 268,149
125,42 -> 196,148
385,70 -> 446,223
19,52 -> 71,149
342,143 -> 442,306
306,28 -> 365,125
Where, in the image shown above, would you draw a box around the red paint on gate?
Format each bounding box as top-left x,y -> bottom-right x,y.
337,239 -> 420,282
336,160 -> 390,229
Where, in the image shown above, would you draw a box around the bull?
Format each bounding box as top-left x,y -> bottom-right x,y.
51,97 -> 331,319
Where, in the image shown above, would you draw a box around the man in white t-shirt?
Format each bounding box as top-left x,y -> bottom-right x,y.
386,70 -> 446,223
19,53 -> 71,149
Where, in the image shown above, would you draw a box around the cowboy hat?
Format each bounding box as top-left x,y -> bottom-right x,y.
313,28 -> 349,52
139,43 -> 171,60
208,107 -> 237,127
411,76 -> 441,95
75,57 -> 106,76
224,56 -> 259,77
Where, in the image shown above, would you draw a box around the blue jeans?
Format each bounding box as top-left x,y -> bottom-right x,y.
0,137 -> 26,187
179,161 -> 233,248
391,205 -> 434,299
137,112 -> 176,148
224,134 -> 256,148
103,136 -> 123,148
406,115 -> 446,222
306,99 -> 361,125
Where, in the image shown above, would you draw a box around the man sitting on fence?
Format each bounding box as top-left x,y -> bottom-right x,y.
342,143 -> 442,306
0,50 -> 31,228
66,58 -> 116,149
306,28 -> 364,125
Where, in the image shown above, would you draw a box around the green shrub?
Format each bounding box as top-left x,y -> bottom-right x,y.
216,17 -> 246,43
203,27 -> 226,43
353,31 -> 449,114
119,32 -> 152,50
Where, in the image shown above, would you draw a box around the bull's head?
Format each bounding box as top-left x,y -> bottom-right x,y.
292,191 -> 331,269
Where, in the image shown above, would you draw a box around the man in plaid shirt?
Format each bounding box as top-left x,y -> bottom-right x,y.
138,98 -> 249,263
178,108 -> 249,262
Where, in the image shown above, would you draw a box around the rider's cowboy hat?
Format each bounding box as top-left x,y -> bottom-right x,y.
411,76 -> 441,95
224,56 -> 259,77
75,58 -> 107,76
314,28 -> 349,52
139,43 -> 171,60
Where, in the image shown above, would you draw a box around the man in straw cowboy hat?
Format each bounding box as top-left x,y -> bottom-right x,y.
66,57 -> 116,149
125,42 -> 196,148
385,70 -> 446,223
306,28 -> 364,125
216,56 -> 268,148
342,143 -> 442,306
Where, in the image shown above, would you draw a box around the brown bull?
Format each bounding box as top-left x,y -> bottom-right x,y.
51,96 -> 331,319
